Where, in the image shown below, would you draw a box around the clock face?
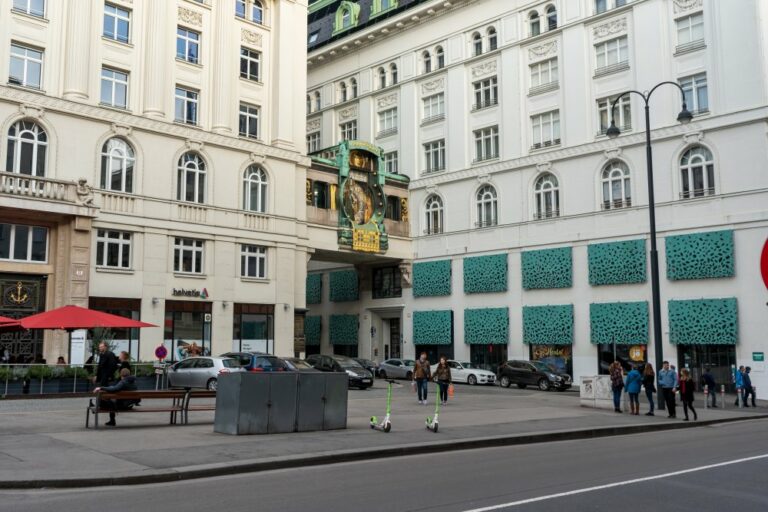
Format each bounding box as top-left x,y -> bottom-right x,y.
342,179 -> 374,226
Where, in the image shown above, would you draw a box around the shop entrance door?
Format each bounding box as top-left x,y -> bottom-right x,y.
163,300 -> 212,362
677,344 -> 736,393
0,274 -> 46,361
389,318 -> 401,359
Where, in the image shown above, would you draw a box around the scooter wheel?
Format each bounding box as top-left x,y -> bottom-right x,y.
370,424 -> 375,429
433,423 -> 438,433
384,423 -> 391,433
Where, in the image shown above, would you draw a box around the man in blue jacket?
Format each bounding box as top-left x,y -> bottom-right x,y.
734,365 -> 745,407
658,360 -> 679,418
702,367 -> 717,408
94,368 -> 139,426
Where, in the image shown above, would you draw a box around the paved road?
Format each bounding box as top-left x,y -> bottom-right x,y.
2,418 -> 766,512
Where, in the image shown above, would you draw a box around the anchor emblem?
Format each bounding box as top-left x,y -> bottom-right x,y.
7,281 -> 29,305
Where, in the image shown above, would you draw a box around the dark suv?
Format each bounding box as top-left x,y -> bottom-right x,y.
306,354 -> 373,389
221,352 -> 291,372
497,360 -> 572,391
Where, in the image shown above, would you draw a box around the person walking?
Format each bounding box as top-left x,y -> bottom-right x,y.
413,352 -> 432,405
702,366 -> 717,408
93,342 -> 119,387
642,363 -> 656,416
625,364 -> 642,416
679,368 -> 698,421
734,365 -> 745,406
433,355 -> 452,406
658,360 -> 678,418
94,368 -> 139,426
743,367 -> 756,407
609,361 -> 624,413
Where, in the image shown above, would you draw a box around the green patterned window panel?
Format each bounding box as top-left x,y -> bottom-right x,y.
413,310 -> 453,345
306,274 -> 322,304
304,316 -> 321,346
463,254 -> 508,294
589,302 -> 648,345
668,298 -> 738,345
413,260 -> 452,297
665,230 -> 735,281
329,269 -> 359,302
522,305 -> 573,345
464,307 -> 509,345
521,247 -> 572,290
588,239 -> 647,286
329,314 -> 358,345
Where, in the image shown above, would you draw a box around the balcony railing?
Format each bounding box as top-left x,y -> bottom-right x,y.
423,227 -> 443,235
421,113 -> 446,126
597,123 -> 632,137
423,165 -> 445,175
675,39 -> 706,56
0,171 -> 79,203
594,61 -> 630,78
679,187 -> 715,200
531,138 -> 561,150
384,218 -> 409,237
376,127 -> 398,139
601,198 -> 632,210
471,98 -> 499,111
534,209 -> 560,220
475,219 -> 498,228
528,81 -> 559,96
473,153 -> 499,164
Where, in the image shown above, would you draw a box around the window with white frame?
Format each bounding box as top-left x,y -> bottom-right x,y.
306,131 -> 320,153
422,93 -> 445,123
534,173 -> 559,219
390,63 -> 398,84
103,3 -> 130,43
473,76 -> 498,110
676,12 -> 704,48
339,81 -> 348,102
243,165 -> 268,213
314,91 -> 321,111
529,12 -> 540,37
680,146 -> 715,198
472,33 -> 482,56
340,120 -> 357,141
377,67 -> 386,89
595,0 -> 607,14
531,110 -> 560,147
6,120 -> 47,176
350,78 -> 358,98
100,68 -> 128,108
174,86 -> 198,124
100,138 -> 135,192
239,103 -> 260,139
383,152 -> 398,174
176,27 -> 200,64
436,46 -> 445,69
240,47 -> 261,81
0,223 -> 47,263
377,108 -> 398,137
601,161 -> 631,209
306,95 -> 311,115
422,51 -> 432,74
9,43 -> 42,88
595,36 -> 628,71
474,126 -> 499,162
679,73 -> 708,113
424,195 -> 443,234
423,139 -> 446,173
252,0 -> 264,24
487,27 -> 498,51
530,58 -> 558,90
241,244 -> 267,279
12,0 -> 44,17
96,229 -> 131,269
177,152 -> 206,203
597,95 -> 631,134
546,5 -> 557,30
174,237 -> 204,274
476,185 -> 498,227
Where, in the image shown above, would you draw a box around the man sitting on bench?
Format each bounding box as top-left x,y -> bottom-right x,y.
94,368 -> 139,426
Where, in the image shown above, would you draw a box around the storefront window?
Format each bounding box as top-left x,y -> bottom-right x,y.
530,344 -> 573,376
89,297 -> 141,361
372,266 -> 402,299
164,300 -> 212,362
597,343 -> 646,374
469,344 -> 508,372
677,344 -> 736,393
233,304 -> 275,354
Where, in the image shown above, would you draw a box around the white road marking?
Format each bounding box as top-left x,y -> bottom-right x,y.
462,453 -> 768,511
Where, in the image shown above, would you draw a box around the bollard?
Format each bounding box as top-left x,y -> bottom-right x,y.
704,384 -> 709,409
721,384 -> 726,409
737,387 -> 743,408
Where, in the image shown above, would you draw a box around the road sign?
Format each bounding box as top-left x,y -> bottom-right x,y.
753,352 -> 765,362
155,345 -> 168,361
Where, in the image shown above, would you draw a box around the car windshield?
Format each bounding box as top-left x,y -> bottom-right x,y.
221,359 -> 241,368
460,362 -> 476,368
288,359 -> 313,370
334,357 -> 362,369
531,361 -> 555,372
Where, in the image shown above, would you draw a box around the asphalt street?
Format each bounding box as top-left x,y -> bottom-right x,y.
2,418 -> 766,512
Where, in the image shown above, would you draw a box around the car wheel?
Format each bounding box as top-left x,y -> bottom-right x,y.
405,371 -> 413,380
467,374 -> 477,386
538,378 -> 551,391
379,370 -> 387,379
516,383 -> 527,389
206,378 -> 218,391
500,376 -> 511,388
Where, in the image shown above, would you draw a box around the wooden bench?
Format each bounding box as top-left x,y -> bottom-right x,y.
182,390 -> 217,424
85,390 -> 186,429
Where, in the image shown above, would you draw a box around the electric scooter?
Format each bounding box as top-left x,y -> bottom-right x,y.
370,379 -> 396,433
425,382 -> 441,433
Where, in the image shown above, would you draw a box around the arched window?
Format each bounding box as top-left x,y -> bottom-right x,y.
306,95 -> 312,114
243,165 -> 268,213
341,7 -> 351,29
6,120 -> 47,176
534,173 -> 559,219
423,51 -> 432,74
339,81 -> 348,102
472,32 -> 482,56
425,194 -> 444,234
350,78 -> 358,98
680,146 -> 715,198
546,5 -> 557,30
390,63 -> 398,85
101,138 -> 135,193
177,152 -> 206,204
436,46 -> 445,69
601,161 -> 631,209
476,185 -> 498,227
314,91 -> 321,111
529,12 -> 540,37
252,0 -> 264,24
487,27 -> 498,51
378,67 -> 386,89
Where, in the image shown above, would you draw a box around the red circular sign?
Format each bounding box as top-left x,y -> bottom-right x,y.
761,238 -> 768,291
155,345 -> 168,361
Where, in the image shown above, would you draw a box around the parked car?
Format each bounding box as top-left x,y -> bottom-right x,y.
220,352 -> 291,372
168,356 -> 244,390
353,358 -> 378,379
497,360 -> 572,391
284,357 -> 320,372
431,360 -> 496,385
305,354 -> 373,389
377,358 -> 415,380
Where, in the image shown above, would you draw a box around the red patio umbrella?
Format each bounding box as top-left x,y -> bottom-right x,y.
19,305 -> 155,330
0,315 -> 16,323
0,315 -> 24,333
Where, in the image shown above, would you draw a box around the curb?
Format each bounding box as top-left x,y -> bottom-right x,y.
2,413 -> 766,490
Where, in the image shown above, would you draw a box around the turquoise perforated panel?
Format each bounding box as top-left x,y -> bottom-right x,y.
521,247 -> 572,290
668,298 -> 738,345
665,230 -> 735,281
588,239 -> 647,286
413,260 -> 452,297
329,314 -> 359,345
463,254 -> 508,294
464,307 -> 509,345
329,269 -> 359,302
304,316 -> 321,346
522,305 -> 573,345
589,302 -> 648,345
306,274 -> 322,304
413,310 -> 453,345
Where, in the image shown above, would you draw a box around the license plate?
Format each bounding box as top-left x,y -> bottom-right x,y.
362,379 -> 371,383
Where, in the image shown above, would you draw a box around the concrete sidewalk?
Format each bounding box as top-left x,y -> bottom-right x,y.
0,382 -> 765,488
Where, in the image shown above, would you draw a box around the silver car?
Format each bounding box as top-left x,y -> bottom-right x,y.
168,356 -> 244,390
377,358 -> 416,380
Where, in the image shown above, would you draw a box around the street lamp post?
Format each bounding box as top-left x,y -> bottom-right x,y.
606,82 -> 693,410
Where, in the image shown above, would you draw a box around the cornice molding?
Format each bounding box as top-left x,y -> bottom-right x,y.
420,76 -> 446,95
527,40 -> 558,62
241,28 -> 263,47
592,17 -> 627,41
470,59 -> 497,79
673,0 -> 703,14
376,93 -> 398,110
178,6 -> 203,27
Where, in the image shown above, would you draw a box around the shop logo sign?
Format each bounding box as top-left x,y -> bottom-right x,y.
172,287 -> 209,299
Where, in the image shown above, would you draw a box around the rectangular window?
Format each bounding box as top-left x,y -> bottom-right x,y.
306,131 -> 320,153
241,245 -> 267,279
474,126 -> 499,162
677,13 -> 704,47
595,0 -> 607,14
96,229 -> 131,269
240,47 -> 261,81
383,152 -> 398,174
424,139 -> 446,173
100,68 -> 128,108
377,108 -> 398,137
472,76 -> 498,110
176,27 -> 200,64
340,120 -> 357,141
0,223 -> 47,263
422,93 -> 445,123
372,266 -> 402,299
12,0 -> 45,17
9,43 -> 42,88
531,110 -> 560,148
310,180 -> 330,208
679,73 -> 708,113
385,196 -> 401,221
103,3 -> 130,43
173,238 -> 204,274
239,103 -> 260,139
175,86 -> 198,125
530,58 -> 558,90
595,36 -> 628,71
235,0 -> 247,18
597,95 -> 631,134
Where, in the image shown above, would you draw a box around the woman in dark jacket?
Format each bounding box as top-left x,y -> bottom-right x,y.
642,363 -> 656,416
679,368 -> 697,421
433,355 -> 452,406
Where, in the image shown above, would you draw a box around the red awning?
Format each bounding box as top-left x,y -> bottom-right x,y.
19,305 -> 156,331
0,315 -> 16,323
